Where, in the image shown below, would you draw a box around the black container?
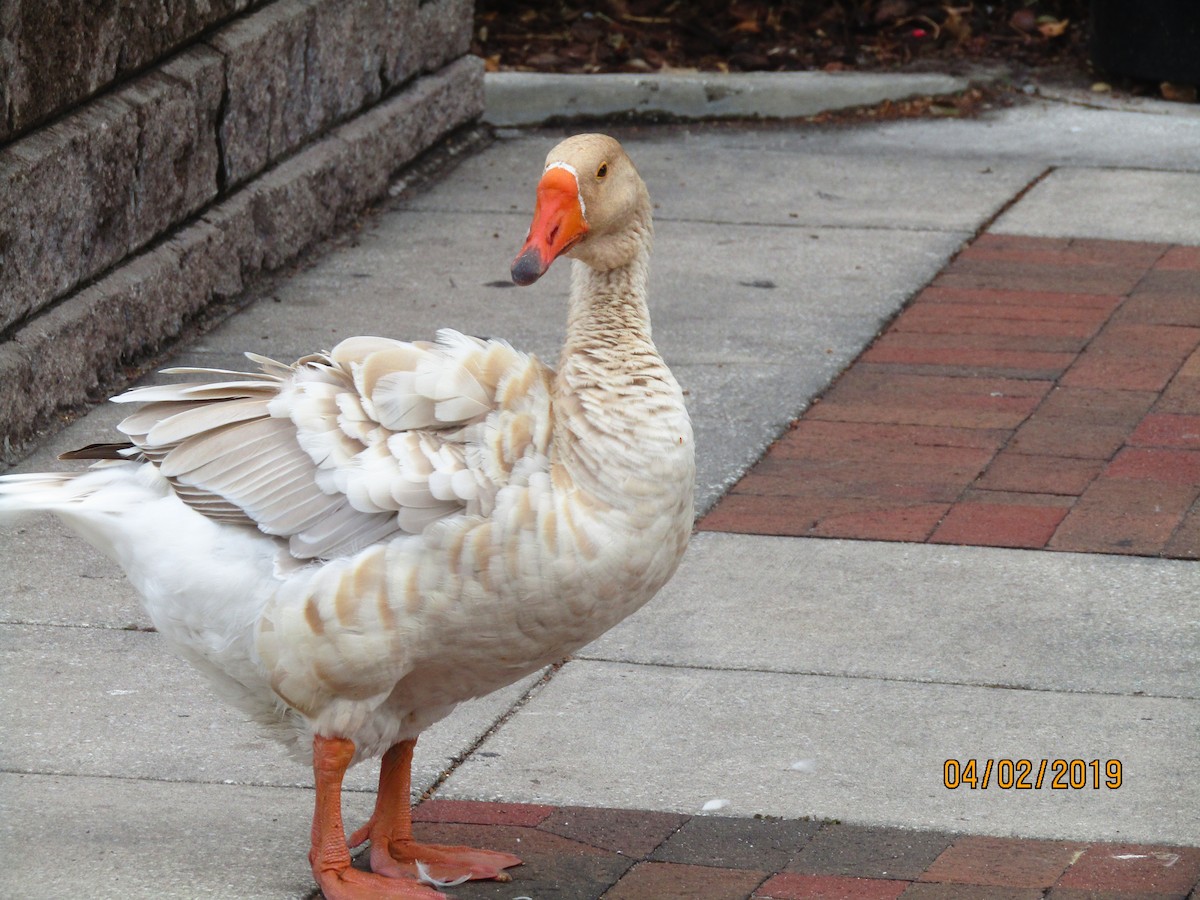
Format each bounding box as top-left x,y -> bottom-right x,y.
1090,0 -> 1200,83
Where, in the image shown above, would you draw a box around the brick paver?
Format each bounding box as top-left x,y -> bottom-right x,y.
1053,844 -> 1200,895
916,836 -> 1084,889
370,800 -> 1200,898
649,814 -> 819,871
701,236 -> 1200,559
900,886 -> 1044,900
786,823 -> 952,880
541,806 -> 689,857
754,872 -> 908,899
605,861 -> 767,900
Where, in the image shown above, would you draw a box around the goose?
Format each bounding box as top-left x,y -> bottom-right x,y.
0,133 -> 694,899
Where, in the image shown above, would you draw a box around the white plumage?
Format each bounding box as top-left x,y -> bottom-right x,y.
0,133 -> 693,899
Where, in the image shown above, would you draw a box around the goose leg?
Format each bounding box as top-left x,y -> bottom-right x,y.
310,734 -> 447,899
350,738 -> 522,884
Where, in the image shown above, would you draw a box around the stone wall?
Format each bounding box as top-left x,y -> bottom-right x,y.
1,0 -> 266,143
0,0 -> 482,455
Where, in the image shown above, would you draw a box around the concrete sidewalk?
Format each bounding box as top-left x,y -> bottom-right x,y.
2,80 -> 1199,898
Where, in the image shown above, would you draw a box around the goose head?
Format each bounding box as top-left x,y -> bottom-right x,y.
512,134 -> 651,286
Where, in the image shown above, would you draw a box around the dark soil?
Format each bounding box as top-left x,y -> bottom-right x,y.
473,1 -> 1093,78
474,2 -> 1200,106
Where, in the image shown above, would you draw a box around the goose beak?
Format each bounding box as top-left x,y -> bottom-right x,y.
512,166 -> 589,286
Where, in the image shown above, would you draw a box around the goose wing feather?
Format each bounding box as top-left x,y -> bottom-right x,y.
113,330 -> 555,559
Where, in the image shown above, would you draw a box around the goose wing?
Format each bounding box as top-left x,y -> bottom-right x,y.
113,330 -> 555,559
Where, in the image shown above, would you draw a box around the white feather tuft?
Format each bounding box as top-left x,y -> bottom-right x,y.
414,860 -> 471,888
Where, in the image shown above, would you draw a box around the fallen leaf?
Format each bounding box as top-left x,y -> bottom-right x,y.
942,6 -> 972,44
1037,17 -> 1069,38
874,0 -> 912,26
1009,7 -> 1037,32
619,14 -> 672,25
1160,81 -> 1198,103
527,51 -> 563,67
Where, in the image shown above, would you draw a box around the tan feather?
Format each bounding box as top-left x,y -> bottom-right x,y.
145,398 -> 269,446
114,381 -> 277,404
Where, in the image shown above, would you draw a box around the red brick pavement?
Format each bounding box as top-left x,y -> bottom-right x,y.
701,235 -> 1200,559
371,799 -> 1200,898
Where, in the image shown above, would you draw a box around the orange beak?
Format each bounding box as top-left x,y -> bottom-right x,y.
511,166 -> 589,286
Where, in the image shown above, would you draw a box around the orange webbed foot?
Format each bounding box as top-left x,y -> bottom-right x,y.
309,735 -> 450,899
313,865 -> 449,900
368,839 -> 523,884
352,739 -> 523,886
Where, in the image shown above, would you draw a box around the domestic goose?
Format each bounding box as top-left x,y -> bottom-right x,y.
0,134 -> 694,899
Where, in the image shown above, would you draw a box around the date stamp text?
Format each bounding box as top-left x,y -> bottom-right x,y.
943,758 -> 1123,790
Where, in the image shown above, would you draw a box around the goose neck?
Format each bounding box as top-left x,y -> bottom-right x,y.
562,255 -> 654,357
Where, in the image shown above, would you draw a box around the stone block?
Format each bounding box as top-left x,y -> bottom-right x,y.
0,46 -> 223,332
0,93 -> 138,333
122,48 -> 225,250
382,0 -> 423,86
335,54 -> 485,208
413,0 -> 474,78
0,0 -> 261,142
1,59 -> 481,448
0,219 -> 243,446
208,1 -> 311,187
0,344 -> 31,457
210,55 -> 482,274
211,0 -> 419,188
214,143 -> 347,274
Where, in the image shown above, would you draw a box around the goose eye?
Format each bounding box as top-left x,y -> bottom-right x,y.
596,162 -> 608,180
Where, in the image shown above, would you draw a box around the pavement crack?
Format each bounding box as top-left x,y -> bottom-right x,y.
572,655 -> 1197,701
0,767 -> 317,792
0,619 -> 157,632
966,163 -> 1055,240
415,660 -> 565,804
